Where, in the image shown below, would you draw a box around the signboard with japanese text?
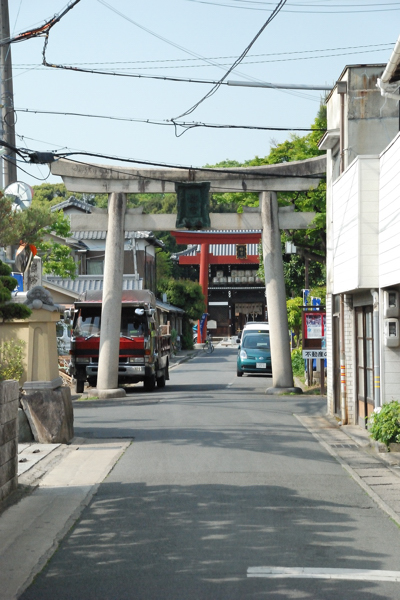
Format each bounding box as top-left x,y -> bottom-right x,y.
302,349 -> 327,359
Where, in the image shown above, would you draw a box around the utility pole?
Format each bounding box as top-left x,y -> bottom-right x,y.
0,0 -> 17,187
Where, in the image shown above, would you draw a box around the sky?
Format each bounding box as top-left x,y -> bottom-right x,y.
5,0 -> 400,190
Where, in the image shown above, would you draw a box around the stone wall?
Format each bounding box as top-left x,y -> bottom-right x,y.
0,380 -> 18,502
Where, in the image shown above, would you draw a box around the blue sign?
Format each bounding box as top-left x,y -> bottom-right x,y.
200,313 -> 208,336
11,272 -> 23,293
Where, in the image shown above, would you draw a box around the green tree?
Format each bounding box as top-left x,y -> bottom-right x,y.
159,278 -> 206,349
32,182 -> 69,205
286,296 -> 303,347
0,194 -> 76,278
156,248 -> 173,291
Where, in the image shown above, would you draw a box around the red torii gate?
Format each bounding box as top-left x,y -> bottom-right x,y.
172,230 -> 261,342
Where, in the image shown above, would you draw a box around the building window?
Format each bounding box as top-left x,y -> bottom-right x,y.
87,260 -> 104,275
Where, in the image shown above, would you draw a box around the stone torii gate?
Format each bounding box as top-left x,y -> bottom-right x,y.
51,156 -> 325,398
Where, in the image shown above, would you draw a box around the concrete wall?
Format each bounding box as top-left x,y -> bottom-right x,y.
332,161 -> 359,292
379,132 -> 400,288
332,157 -> 379,294
0,380 -> 18,502
359,158 -> 380,288
346,66 -> 398,170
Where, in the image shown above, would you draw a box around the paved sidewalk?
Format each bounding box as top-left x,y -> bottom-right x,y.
297,414 -> 400,527
0,438 -> 130,600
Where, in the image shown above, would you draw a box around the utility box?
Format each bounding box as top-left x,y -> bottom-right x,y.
384,318 -> 400,347
383,290 -> 399,318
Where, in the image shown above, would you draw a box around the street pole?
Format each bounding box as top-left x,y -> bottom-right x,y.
0,0 -> 17,187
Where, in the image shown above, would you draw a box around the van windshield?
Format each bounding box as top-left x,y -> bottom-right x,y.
242,333 -> 270,350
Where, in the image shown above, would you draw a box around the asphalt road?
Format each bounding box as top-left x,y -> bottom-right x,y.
21,348 -> 400,599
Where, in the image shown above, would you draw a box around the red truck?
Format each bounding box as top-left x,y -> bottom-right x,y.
67,290 -> 171,393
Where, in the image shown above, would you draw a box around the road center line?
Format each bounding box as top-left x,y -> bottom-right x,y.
247,567 -> 400,582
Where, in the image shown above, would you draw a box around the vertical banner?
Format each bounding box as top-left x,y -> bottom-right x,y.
200,313 -> 207,337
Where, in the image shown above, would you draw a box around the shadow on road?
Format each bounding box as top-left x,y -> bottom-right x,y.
20,479 -> 395,600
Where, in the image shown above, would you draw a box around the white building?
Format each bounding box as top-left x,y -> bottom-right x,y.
321,48 -> 400,427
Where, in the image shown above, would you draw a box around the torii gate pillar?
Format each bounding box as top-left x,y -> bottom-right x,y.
260,191 -> 302,394
198,242 -> 209,342
92,192 -> 127,399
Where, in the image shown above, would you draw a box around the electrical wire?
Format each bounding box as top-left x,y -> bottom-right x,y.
35,1 -> 319,104
94,0 -> 318,103
172,0 -> 288,121
95,0 -> 258,84
13,45 -> 395,72
184,0 -> 400,12
13,42 -> 395,68
14,107 -> 325,133
0,0 -> 81,47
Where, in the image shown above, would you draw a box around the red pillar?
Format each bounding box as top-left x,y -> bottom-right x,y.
198,243 -> 209,343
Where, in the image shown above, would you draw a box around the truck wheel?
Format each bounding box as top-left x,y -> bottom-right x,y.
76,379 -> 85,393
156,373 -> 166,388
237,371 -> 243,377
144,375 -> 156,392
88,377 -> 97,388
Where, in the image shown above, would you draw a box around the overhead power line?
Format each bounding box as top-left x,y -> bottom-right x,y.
14,107 -> 325,134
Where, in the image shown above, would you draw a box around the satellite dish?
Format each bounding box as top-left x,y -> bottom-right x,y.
4,181 -> 34,211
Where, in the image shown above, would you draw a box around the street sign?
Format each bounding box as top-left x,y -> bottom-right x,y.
302,349 -> 327,359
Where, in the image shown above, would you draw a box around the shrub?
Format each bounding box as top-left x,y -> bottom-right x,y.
181,320 -> 194,350
291,347 -> 304,377
0,260 -> 31,321
368,401 -> 400,448
0,339 -> 25,382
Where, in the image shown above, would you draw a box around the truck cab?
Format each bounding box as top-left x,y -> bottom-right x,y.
68,290 -> 170,393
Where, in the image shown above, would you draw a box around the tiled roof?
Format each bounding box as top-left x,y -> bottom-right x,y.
46,275 -> 142,295
156,300 -> 184,314
71,231 -> 165,248
51,197 -> 92,213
